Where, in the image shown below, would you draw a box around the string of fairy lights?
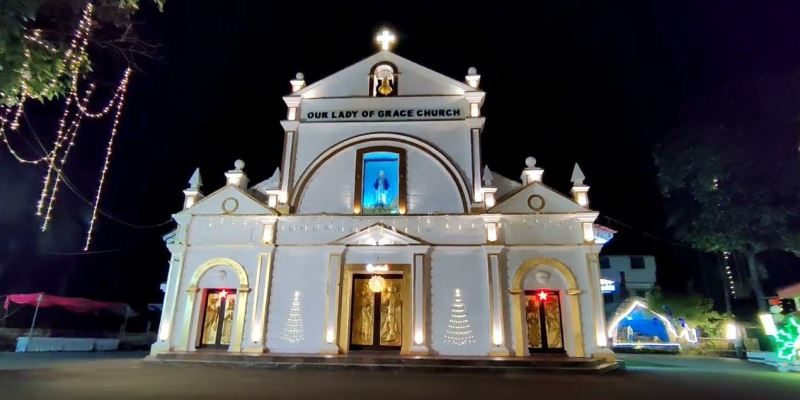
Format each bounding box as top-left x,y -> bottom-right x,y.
0,2 -> 134,251
723,251 -> 737,299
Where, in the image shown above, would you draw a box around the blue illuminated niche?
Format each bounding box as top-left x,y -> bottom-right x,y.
361,151 -> 400,214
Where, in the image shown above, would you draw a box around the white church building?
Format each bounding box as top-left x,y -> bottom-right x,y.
151,31 -> 614,361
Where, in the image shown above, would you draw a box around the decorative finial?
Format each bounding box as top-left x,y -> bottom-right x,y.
465,66 -> 481,88
290,73 -> 306,92
482,165 -> 494,186
188,168 -> 203,190
525,156 -> 537,168
571,163 -> 586,185
234,159 -> 245,170
376,28 -> 396,51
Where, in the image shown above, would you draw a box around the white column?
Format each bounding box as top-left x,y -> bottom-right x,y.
322,250 -> 343,353
243,251 -> 274,353
485,247 -> 510,356
278,127 -> 296,209
587,252 -> 615,361
471,128 -> 483,203
410,252 -> 429,354
150,215 -> 190,355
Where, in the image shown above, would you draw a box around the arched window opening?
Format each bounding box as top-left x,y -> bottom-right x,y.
354,147 -> 406,214
370,62 -> 398,97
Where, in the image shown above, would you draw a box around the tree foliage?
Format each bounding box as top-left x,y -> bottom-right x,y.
655,73 -> 800,309
646,289 -> 729,337
0,0 -> 164,106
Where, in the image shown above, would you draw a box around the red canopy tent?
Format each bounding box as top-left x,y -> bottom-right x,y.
777,282 -> 800,300
3,293 -> 136,317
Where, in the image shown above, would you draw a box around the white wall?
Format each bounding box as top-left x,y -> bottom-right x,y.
600,255 -> 656,289
429,247 -> 491,355
265,247 -> 329,353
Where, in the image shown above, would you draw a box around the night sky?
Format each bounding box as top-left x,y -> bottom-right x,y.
2,0 -> 800,317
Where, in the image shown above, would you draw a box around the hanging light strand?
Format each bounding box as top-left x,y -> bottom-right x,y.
83,68 -> 131,251
35,98 -> 77,216
32,2 -> 94,216
41,88 -> 92,231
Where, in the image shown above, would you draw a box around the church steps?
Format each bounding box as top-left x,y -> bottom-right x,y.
151,352 -> 621,374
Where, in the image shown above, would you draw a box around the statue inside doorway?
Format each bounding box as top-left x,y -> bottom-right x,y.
380,284 -> 402,345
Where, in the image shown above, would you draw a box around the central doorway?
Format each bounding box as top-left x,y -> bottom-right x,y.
349,274 -> 403,351
199,289 -> 236,348
525,289 -> 565,354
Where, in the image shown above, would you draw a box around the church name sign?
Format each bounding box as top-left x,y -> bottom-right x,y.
303,107 -> 463,122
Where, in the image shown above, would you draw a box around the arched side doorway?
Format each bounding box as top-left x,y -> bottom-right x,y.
181,258 -> 250,352
510,258 -> 585,357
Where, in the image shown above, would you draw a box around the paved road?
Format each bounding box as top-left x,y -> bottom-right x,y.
0,352 -> 798,400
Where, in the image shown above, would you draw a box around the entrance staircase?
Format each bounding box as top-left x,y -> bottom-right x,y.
152,351 -> 622,374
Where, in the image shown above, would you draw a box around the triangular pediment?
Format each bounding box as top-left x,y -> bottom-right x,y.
296,51 -> 479,98
182,185 -> 277,216
489,182 -> 591,214
331,223 -> 426,246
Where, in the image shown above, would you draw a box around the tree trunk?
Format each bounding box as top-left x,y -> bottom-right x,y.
745,251 -> 767,312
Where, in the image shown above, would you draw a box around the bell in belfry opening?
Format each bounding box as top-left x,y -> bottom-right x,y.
378,76 -> 393,96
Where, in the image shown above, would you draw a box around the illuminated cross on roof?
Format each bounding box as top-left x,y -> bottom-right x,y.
376,29 -> 396,51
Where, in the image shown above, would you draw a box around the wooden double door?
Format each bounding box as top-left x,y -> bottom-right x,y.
200,289 -> 235,348
349,274 -> 403,351
525,290 -> 565,354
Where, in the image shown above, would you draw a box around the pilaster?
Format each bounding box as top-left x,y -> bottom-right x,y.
150,213 -> 191,356
484,245 -> 510,356
322,246 -> 345,354
409,246 -> 431,354
243,250 -> 275,353
586,252 -> 616,361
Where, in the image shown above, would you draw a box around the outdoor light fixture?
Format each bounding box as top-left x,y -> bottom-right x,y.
725,322 -> 738,340
486,222 -> 498,242
582,222 -> 595,242
366,263 -> 389,273
262,223 -> 274,244
368,276 -> 386,293
759,313 -> 778,336
326,329 -> 335,344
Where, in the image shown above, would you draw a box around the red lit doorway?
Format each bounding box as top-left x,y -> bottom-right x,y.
524,290 -> 565,354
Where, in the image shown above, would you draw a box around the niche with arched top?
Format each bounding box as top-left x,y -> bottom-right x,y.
370,62 -> 398,97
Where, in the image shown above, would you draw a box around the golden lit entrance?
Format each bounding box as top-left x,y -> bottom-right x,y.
350,274 -> 403,350
200,289 -> 235,348
525,290 -> 565,354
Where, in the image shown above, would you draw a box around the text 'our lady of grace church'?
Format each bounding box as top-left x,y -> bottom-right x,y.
151,30 -> 616,362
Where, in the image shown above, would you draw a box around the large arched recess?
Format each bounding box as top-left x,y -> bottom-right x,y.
291,133 -> 471,213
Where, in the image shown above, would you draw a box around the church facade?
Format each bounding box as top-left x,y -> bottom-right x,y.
151,33 -> 614,361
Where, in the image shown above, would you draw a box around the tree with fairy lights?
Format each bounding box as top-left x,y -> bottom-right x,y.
0,1 -> 167,250
280,291 -> 304,343
444,288 -> 475,346
1,0 -> 165,105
